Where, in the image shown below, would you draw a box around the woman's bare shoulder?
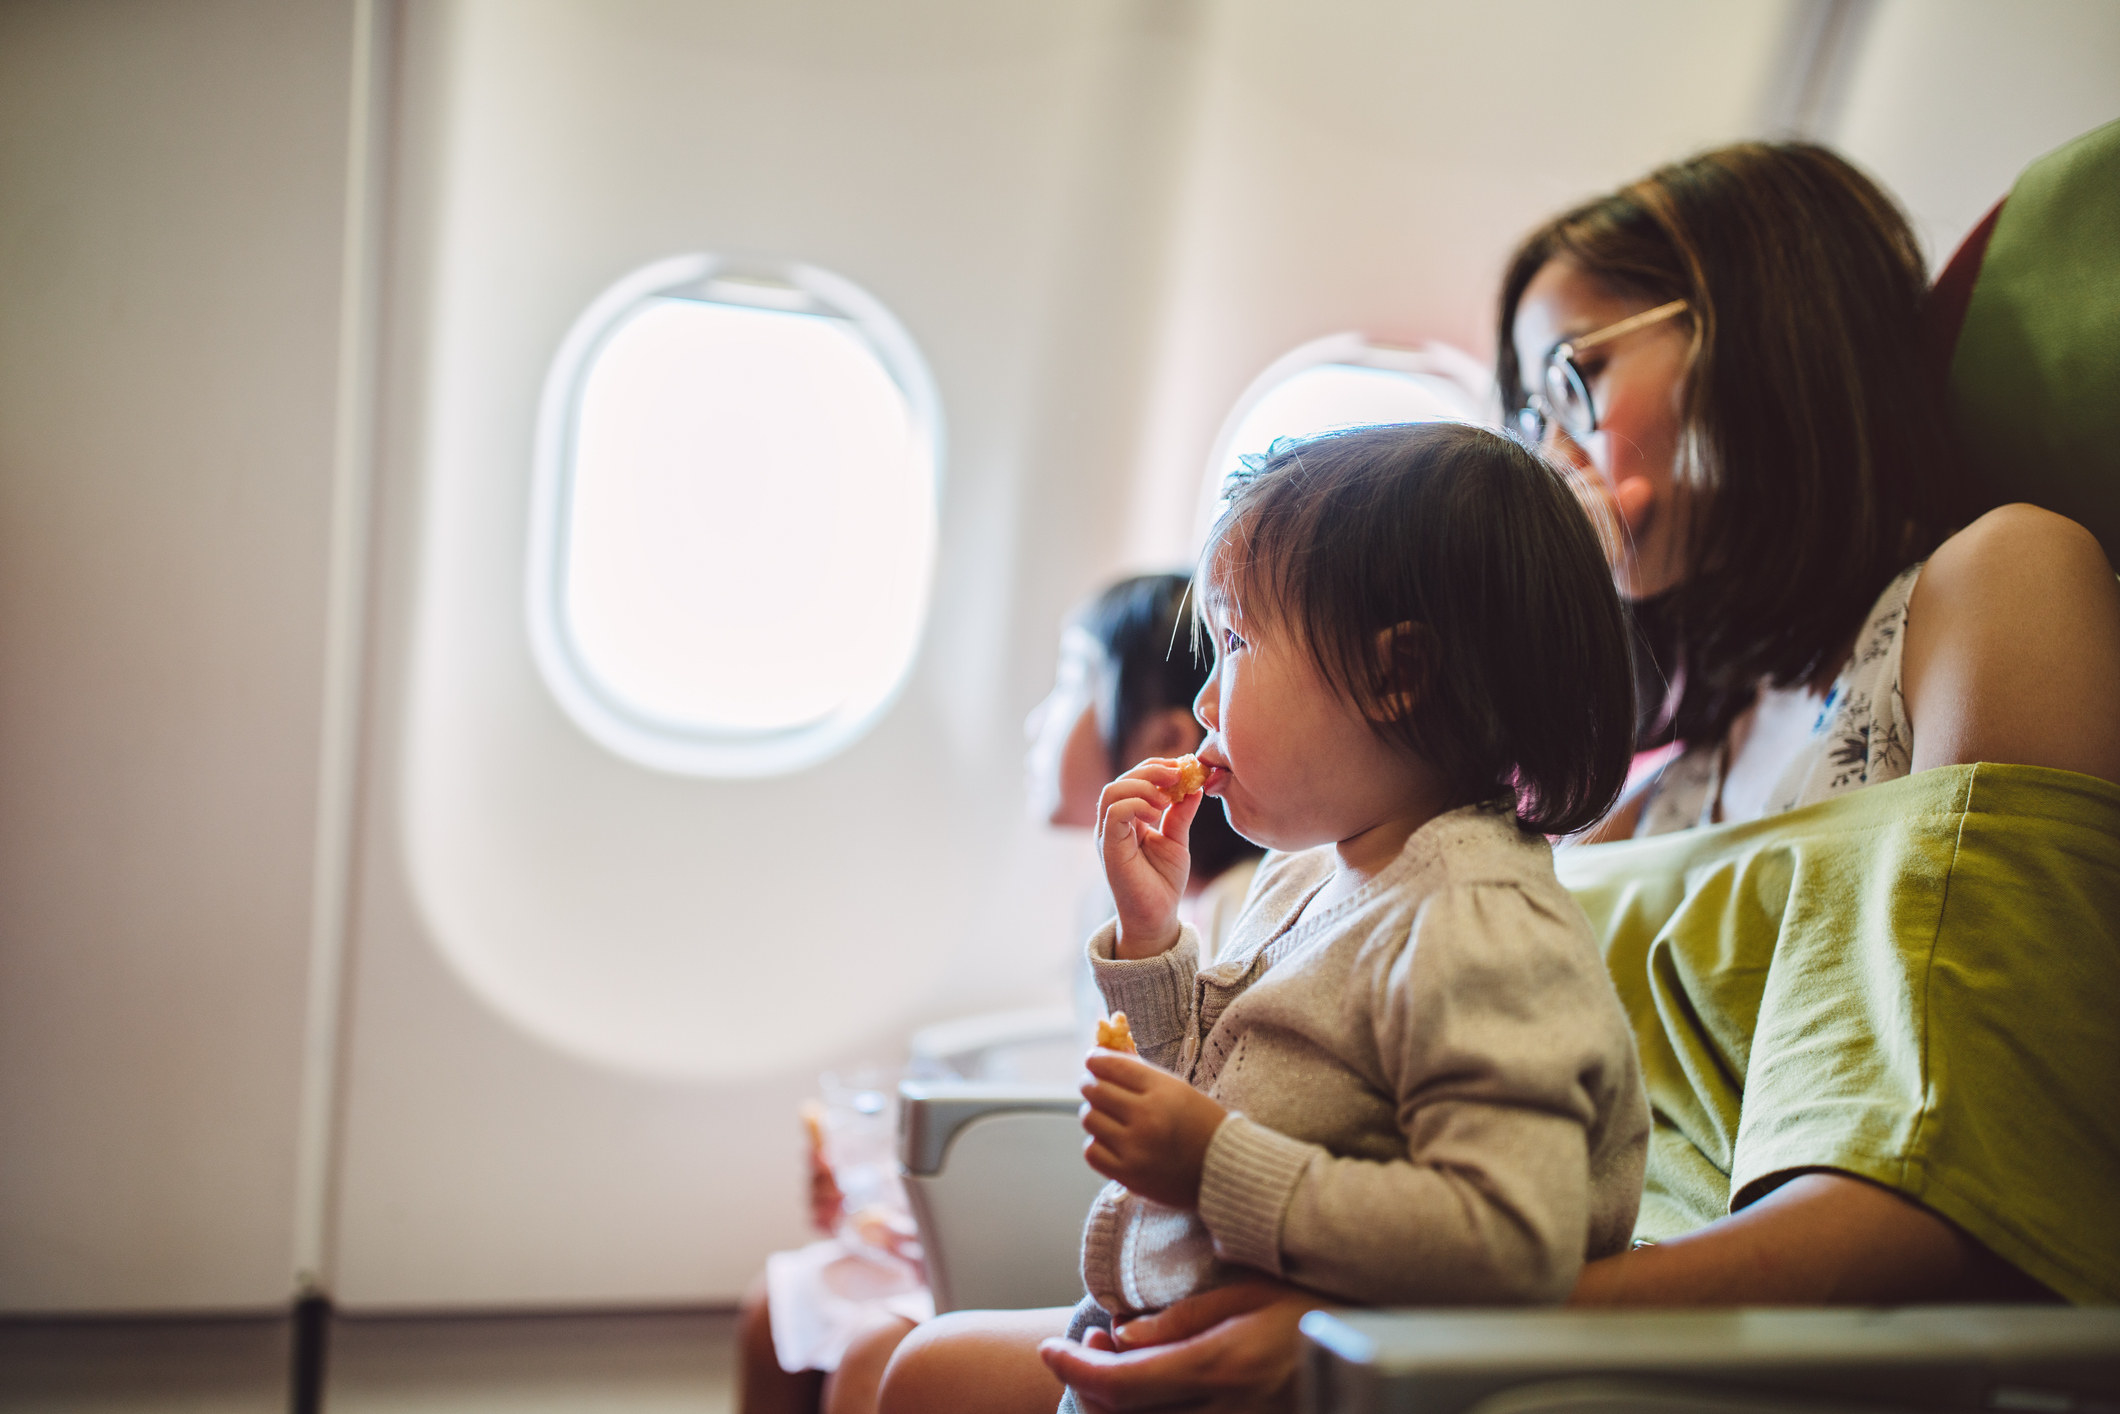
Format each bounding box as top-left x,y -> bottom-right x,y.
1903,504 -> 2120,782
1928,502 -> 2107,578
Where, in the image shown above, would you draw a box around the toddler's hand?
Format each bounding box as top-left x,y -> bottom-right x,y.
1097,759 -> 1202,958
1079,1049 -> 1227,1210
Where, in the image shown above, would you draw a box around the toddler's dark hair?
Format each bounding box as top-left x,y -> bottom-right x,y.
1204,423 -> 1634,836
1076,573 -> 1262,880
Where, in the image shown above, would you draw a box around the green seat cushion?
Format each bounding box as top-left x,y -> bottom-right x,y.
1950,117 -> 2120,561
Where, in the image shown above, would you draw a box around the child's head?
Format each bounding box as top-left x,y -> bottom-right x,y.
1026,573 -> 1260,876
1198,422 -> 1635,837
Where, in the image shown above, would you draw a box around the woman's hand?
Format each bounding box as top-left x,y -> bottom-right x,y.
1038,1281 -> 1317,1412
1098,760 -> 1203,959
1080,1050 -> 1227,1209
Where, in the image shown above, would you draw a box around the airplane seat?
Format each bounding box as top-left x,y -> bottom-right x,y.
894,1005 -> 1101,1312
1935,115 -> 2120,560
895,1005 -> 1105,1312
896,1079 -> 1107,1314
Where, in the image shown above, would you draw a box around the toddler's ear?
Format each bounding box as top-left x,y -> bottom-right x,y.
1370,620 -> 1436,722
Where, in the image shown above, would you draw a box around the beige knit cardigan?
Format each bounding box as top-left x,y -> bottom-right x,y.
1080,804 -> 1648,1316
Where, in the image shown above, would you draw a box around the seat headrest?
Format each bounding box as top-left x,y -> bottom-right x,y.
1943,117 -> 2120,562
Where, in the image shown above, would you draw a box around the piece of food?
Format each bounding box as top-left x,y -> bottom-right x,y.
1095,1012 -> 1137,1053
1163,754 -> 1209,804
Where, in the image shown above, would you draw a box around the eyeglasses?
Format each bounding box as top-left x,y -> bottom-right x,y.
1513,298 -> 1688,446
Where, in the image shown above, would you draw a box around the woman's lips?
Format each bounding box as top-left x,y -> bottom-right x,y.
1200,763 -> 1230,795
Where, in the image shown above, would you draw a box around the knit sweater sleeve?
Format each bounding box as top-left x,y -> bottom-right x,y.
1085,919 -> 1200,1073
1196,883 -> 1630,1305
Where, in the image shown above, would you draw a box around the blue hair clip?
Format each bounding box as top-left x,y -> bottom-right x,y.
1230,437 -> 1305,485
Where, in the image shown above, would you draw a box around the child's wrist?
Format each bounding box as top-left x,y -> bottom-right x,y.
1114,918 -> 1182,960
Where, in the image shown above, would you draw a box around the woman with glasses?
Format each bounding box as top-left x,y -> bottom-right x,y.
1485,140 -> 2120,1304
876,143 -> 2120,1414
1500,142 -> 2118,845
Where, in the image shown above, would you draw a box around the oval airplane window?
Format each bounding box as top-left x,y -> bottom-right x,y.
1196,335 -> 1493,538
529,254 -> 942,777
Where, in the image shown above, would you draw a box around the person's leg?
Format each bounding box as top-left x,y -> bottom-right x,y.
876,1307 -> 1071,1414
740,1275 -> 825,1414
820,1312 -> 918,1414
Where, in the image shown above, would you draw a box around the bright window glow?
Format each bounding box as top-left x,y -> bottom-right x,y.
530,257 -> 941,776
1214,363 -> 1468,484
568,298 -> 919,731
1197,335 -> 1493,542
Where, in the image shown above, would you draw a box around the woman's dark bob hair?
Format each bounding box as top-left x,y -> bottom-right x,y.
1203,422 -> 1635,837
1497,142 -> 1979,743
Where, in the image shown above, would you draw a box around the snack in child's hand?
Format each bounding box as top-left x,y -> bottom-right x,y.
1095,1012 -> 1137,1053
1162,754 -> 1209,805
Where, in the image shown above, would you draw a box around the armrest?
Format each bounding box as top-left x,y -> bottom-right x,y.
1298,1307 -> 2120,1414
898,1081 -> 1104,1313
899,1080 -> 1082,1175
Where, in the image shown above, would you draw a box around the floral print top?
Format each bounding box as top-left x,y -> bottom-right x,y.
1638,564 -> 1922,837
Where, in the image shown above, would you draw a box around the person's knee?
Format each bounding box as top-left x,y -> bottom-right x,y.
822,1313 -> 915,1414
877,1314 -> 978,1414
877,1309 -> 1066,1414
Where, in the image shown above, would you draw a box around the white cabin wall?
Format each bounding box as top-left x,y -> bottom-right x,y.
0,0 -> 355,1311
329,0 -> 1203,1307
1830,0 -> 2120,269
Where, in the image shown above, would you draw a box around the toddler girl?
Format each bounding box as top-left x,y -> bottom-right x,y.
1064,423 -> 1650,1387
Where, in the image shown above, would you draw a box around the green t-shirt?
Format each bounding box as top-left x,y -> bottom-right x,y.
1559,763 -> 2120,1304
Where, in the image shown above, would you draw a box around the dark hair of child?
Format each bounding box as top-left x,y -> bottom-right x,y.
1075,573 -> 1264,881
1204,423 -> 1635,837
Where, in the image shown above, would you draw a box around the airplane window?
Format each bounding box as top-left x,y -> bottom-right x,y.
1199,335 -> 1493,534
529,256 -> 941,777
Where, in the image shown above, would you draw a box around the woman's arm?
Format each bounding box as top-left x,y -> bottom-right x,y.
1903,504 -> 2120,784
1572,1171 -> 2053,1305
1020,1174 -> 2050,1414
